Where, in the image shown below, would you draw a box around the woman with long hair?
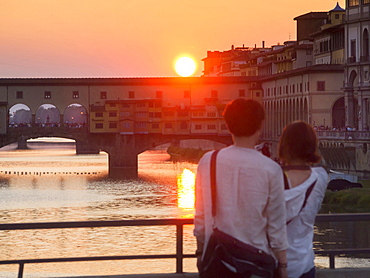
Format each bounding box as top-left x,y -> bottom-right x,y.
278,121 -> 328,278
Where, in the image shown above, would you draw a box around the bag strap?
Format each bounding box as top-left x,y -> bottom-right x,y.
210,149 -> 220,218
286,179 -> 317,225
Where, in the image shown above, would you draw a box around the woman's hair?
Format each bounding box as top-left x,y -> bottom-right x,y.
223,98 -> 265,137
278,121 -> 321,164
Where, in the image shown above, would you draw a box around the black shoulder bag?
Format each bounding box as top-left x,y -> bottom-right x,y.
198,150 -> 277,278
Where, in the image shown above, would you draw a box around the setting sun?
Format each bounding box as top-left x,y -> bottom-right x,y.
174,57 -> 197,77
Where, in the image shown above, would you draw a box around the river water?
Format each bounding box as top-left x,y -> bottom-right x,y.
0,139 -> 369,277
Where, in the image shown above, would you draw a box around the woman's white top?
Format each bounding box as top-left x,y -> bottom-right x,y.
284,167 -> 328,277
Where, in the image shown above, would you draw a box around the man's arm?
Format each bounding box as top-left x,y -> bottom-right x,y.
273,249 -> 288,278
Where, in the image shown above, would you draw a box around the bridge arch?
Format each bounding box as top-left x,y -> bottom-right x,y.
63,103 -> 88,127
9,104 -> 32,127
332,97 -> 345,128
35,104 -> 60,126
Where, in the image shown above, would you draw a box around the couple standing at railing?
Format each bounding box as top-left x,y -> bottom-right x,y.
194,98 -> 328,278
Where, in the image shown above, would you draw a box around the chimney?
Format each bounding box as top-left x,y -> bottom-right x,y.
262,41 -> 265,48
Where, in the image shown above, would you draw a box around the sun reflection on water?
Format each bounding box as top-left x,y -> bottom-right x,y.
177,168 -> 195,218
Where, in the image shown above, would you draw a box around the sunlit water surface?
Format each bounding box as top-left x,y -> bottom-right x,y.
0,140 -> 368,277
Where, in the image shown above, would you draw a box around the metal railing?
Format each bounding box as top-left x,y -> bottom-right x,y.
0,218 -> 194,278
316,130 -> 370,140
0,214 -> 370,277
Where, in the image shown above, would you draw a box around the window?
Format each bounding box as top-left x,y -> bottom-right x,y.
135,112 -> 146,117
44,91 -> 51,99
207,125 -> 216,130
363,29 -> 369,58
155,112 -> 162,118
180,121 -> 187,129
16,91 -> 23,99
351,40 -> 357,61
95,123 -> 103,129
123,122 -> 131,128
195,124 -> 202,130
239,89 -> 246,97
120,112 -> 130,117
109,112 -> 117,117
317,81 -> 326,91
184,90 -> 190,98
137,103 -> 145,107
221,124 -> 228,130
349,0 -> 359,6
207,112 -> 216,117
156,91 -> 163,98
306,61 -> 312,67
135,122 -> 146,128
109,104 -> 116,107
164,111 -> 174,117
165,123 -> 172,128
122,103 -> 130,108
73,91 -> 79,99
178,111 -> 189,117
109,122 -> 117,128
95,112 -> 103,117
100,91 -> 107,99
211,90 -> 218,98
152,123 -> 160,129
365,0 -> 370,4
129,91 -> 135,98
319,40 -> 330,53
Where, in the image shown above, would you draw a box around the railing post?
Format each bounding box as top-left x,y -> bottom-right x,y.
329,254 -> 335,269
176,223 -> 184,273
18,263 -> 24,278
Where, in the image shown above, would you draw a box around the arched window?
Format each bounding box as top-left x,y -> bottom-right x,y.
332,97 -> 345,129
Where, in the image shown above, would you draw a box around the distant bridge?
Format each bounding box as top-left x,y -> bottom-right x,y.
0,77 -> 368,179
2,126 -> 232,178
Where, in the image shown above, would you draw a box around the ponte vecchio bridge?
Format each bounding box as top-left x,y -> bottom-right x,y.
0,77 -> 368,179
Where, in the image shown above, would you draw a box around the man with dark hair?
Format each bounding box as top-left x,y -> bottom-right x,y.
194,98 -> 288,277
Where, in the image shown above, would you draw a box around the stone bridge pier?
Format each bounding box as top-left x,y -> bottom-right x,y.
106,135 -> 139,179
94,134 -> 165,179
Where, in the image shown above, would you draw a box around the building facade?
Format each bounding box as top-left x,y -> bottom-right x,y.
344,0 -> 370,131
203,3 -> 347,139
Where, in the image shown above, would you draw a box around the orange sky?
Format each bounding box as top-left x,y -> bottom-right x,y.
0,0 -> 345,78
